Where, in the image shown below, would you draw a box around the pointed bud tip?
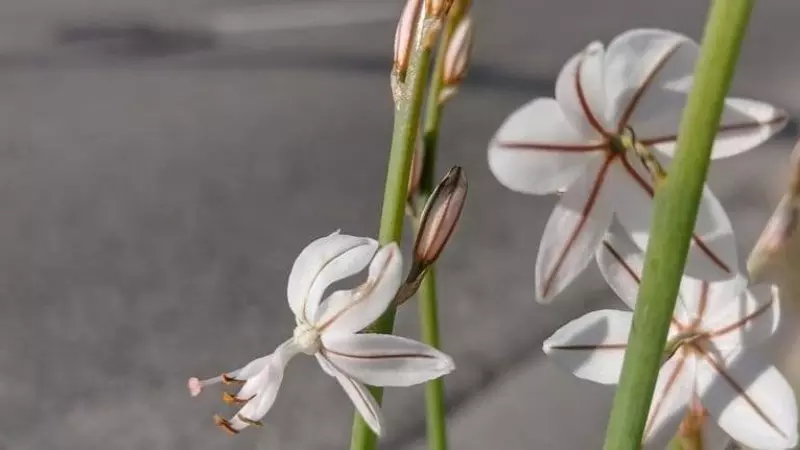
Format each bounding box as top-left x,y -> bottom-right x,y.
393,0 -> 423,76
413,166 -> 467,266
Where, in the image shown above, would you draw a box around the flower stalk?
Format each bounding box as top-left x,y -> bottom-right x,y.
349,6 -> 438,450
601,1 -> 755,449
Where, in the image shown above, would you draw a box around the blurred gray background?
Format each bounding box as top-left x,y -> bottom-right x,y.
0,0 -> 798,449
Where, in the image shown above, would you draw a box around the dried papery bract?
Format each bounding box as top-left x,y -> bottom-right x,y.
441,16 -> 473,104
393,0 -> 424,81
413,165 -> 468,269
407,138 -> 425,211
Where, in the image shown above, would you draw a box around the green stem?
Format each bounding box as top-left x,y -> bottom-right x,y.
418,267 -> 447,450
348,27 -> 435,450
601,1 -> 754,449
413,13 -> 458,450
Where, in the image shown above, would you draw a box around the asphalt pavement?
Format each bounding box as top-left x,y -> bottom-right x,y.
0,1 -> 798,449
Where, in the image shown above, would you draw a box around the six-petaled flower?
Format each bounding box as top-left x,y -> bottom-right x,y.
188,231 -> 455,436
488,28 -> 787,304
544,231 -> 798,449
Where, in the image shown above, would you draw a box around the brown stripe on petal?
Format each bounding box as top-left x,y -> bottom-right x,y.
620,156 -> 731,274
690,282 -> 710,327
601,240 -> 641,284
324,347 -> 437,360
342,373 -> 380,423
574,58 -> 611,138
700,351 -> 788,438
617,42 -> 682,133
644,356 -> 687,438
641,113 -> 788,147
236,414 -> 265,427
541,156 -> 614,299
495,141 -> 607,152
708,300 -> 774,340
548,343 -> 628,351
317,249 -> 396,331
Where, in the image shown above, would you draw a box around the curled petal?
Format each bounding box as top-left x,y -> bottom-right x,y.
643,355 -> 695,442
644,97 -> 788,159
320,354 -> 385,436
536,156 -> 614,303
286,231 -> 378,322
321,333 -> 454,387
488,98 -> 602,195
555,42 -> 610,137
697,350 -> 798,450
596,227 -> 645,308
611,159 -> 738,281
223,352 -> 286,433
542,309 -> 632,384
603,28 -> 697,132
315,243 -> 403,334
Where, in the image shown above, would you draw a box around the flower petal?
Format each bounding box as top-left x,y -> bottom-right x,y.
596,227 -> 645,309
321,333 -> 454,386
643,354 -> 695,442
705,283 -> 780,350
603,28 -> 697,132
555,42 -> 611,137
542,309 -> 631,385
488,98 -> 603,195
697,349 -> 798,449
287,231 -> 378,322
321,354 -> 385,436
225,353 -> 286,432
643,97 -> 788,159
315,243 -> 403,334
536,156 -> 615,303
611,157 -> 738,281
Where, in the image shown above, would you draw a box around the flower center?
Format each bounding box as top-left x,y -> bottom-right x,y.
293,322 -> 322,355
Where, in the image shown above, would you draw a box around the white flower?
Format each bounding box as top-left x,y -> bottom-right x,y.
488,28 -> 788,304
543,232 -> 798,449
188,231 -> 455,436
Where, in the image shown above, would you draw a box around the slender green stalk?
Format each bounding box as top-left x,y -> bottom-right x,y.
348,27 -> 435,450
601,1 -> 754,449
418,267 -> 447,450
412,13 -> 459,450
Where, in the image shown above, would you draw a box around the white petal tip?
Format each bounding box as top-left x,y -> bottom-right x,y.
187,377 -> 203,397
585,41 -> 603,54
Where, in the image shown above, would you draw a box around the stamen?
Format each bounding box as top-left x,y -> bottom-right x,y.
222,391 -> 254,405
222,373 -> 245,385
213,414 -> 240,435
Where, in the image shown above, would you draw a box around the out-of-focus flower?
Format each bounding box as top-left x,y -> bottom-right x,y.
487,28 -> 787,303
188,232 -> 455,436
544,232 -> 797,449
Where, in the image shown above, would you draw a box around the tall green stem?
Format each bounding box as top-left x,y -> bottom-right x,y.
601,1 -> 754,449
413,13 -> 459,450
348,27 -> 435,450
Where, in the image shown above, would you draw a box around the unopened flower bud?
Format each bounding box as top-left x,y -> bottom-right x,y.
442,16 -> 473,88
413,166 -> 467,268
394,0 -> 423,79
448,0 -> 471,23
747,195 -> 798,284
407,139 -> 425,206
425,0 -> 455,19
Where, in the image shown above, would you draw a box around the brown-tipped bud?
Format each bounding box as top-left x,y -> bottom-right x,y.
789,139 -> 800,197
425,0 -> 455,19
394,0 -> 424,79
442,16 -> 473,88
413,166 -> 467,267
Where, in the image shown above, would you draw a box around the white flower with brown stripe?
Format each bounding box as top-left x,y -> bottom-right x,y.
187,231 -> 455,436
487,28 -> 788,304
543,231 -> 798,449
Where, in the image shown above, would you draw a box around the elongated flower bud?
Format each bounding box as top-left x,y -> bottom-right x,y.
413,166 -> 468,268
407,139 -> 425,205
394,0 -> 423,78
443,16 -> 473,88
